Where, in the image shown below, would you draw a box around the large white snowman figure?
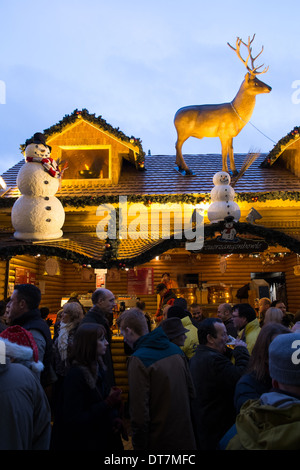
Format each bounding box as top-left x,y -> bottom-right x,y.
207,171 -> 241,223
11,133 -> 65,240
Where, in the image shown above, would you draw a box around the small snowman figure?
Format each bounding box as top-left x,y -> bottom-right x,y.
220,216 -> 237,241
207,171 -> 241,223
11,133 -> 65,240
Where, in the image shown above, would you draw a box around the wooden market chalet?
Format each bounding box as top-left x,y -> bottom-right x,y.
0,109 -> 300,316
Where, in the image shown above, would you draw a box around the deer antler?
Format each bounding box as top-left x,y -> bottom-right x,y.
228,34 -> 269,76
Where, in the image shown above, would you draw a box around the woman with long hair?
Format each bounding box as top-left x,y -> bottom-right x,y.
234,322 -> 291,413
51,323 -> 126,450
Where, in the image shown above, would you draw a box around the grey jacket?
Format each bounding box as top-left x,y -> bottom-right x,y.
0,361 -> 51,449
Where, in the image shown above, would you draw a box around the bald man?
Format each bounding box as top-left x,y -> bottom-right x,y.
217,303 -> 237,338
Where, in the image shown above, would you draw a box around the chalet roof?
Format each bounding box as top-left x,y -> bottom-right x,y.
2,152 -> 300,201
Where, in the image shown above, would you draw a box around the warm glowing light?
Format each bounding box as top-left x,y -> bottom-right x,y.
84,164 -> 89,170
0,176 -> 7,190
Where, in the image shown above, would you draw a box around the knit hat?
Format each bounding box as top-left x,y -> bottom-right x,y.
269,332 -> 300,385
160,317 -> 189,340
0,325 -> 44,372
167,305 -> 187,320
173,297 -> 188,310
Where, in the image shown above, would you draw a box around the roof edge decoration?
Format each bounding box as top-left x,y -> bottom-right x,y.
0,222 -> 299,269
20,109 -> 146,170
261,126 -> 300,167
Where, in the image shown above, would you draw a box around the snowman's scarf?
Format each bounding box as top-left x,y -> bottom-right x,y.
26,156 -> 60,178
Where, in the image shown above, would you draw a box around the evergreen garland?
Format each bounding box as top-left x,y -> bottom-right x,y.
1,191 -> 300,210
261,126 -> 300,167
1,222 -> 299,269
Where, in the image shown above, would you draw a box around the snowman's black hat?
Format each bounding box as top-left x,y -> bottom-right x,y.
25,133 -> 51,152
224,216 -> 234,223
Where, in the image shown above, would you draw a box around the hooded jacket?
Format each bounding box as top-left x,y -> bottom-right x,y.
181,315 -> 199,359
227,390 -> 300,450
238,318 -> 261,354
0,339 -> 51,450
127,327 -> 196,451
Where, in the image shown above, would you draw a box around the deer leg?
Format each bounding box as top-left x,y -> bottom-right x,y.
220,138 -> 229,173
175,136 -> 189,170
228,139 -> 238,175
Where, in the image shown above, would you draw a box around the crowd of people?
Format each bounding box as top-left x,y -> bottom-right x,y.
0,278 -> 300,451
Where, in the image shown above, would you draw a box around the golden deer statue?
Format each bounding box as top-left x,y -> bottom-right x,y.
174,35 -> 271,176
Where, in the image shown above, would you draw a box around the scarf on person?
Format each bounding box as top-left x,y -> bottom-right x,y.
57,322 -> 74,362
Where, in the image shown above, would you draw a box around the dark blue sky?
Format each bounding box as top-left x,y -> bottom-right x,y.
0,0 -> 299,174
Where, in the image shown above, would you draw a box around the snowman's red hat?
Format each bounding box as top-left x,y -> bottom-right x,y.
25,132 -> 52,152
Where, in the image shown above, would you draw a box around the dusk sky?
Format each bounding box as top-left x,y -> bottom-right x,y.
0,0 -> 299,175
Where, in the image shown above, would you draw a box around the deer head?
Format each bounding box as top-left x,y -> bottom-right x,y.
228,34 -> 271,95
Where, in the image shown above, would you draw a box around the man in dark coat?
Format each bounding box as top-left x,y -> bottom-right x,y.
81,288 -> 116,387
6,284 -> 53,388
189,317 -> 249,450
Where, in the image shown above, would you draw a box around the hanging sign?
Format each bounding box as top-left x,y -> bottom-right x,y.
201,237 -> 268,254
197,218 -> 268,254
127,268 -> 154,295
15,267 -> 36,285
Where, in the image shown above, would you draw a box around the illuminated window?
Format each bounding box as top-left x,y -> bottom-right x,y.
60,146 -> 110,179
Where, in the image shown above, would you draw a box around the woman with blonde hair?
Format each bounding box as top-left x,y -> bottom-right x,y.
53,302 -> 83,375
263,307 -> 284,326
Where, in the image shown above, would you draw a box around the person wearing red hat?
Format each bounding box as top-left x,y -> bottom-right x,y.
0,325 -> 44,375
0,329 -> 51,449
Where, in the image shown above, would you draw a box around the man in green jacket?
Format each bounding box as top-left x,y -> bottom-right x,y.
232,303 -> 260,354
227,332 -> 300,450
